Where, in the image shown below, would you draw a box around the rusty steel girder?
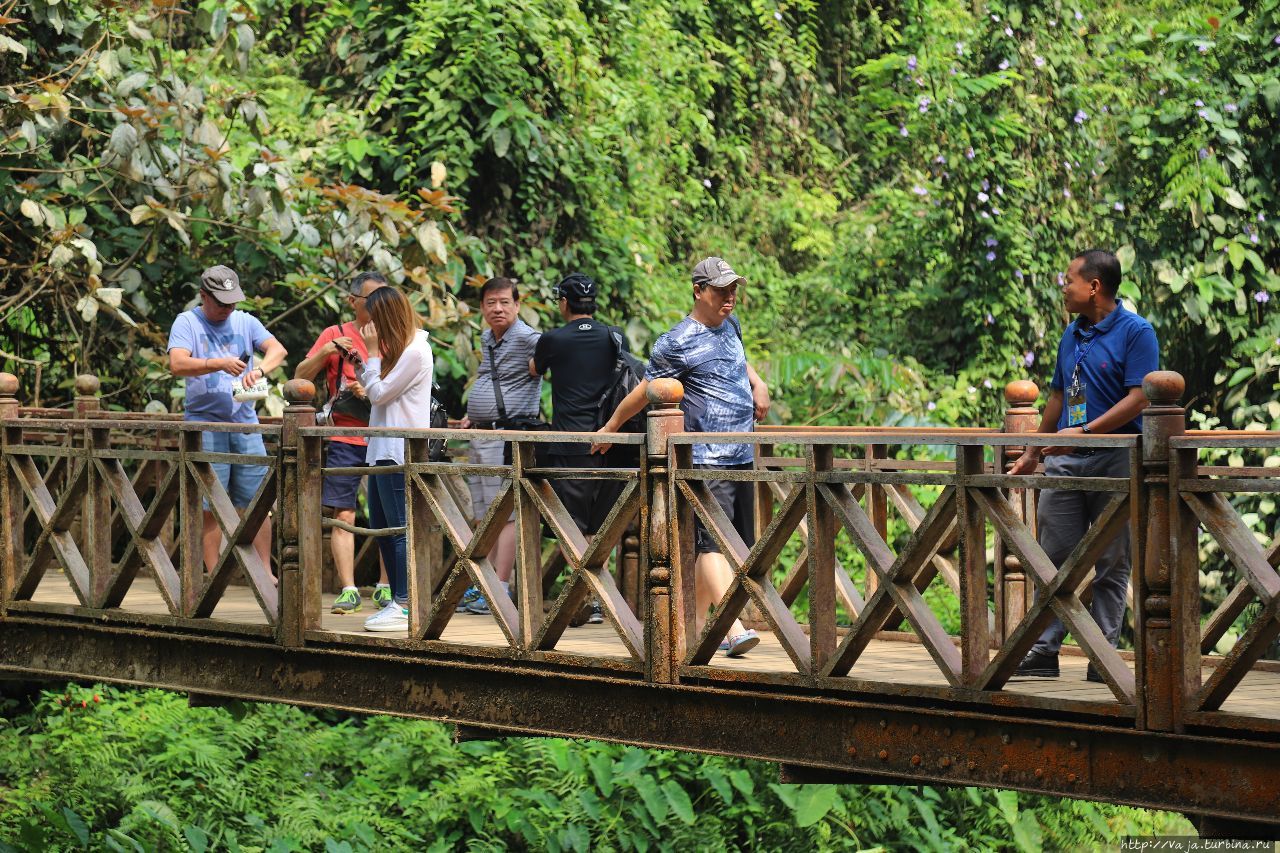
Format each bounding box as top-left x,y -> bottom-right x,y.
1,615 -> 1278,823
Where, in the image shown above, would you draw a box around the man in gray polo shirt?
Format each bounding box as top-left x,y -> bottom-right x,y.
458,276 -> 542,614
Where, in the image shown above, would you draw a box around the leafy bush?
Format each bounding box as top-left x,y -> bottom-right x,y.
0,685 -> 1190,851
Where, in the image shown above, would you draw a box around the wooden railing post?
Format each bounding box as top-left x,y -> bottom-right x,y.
997,380 -> 1040,642
0,372 -> 21,607
1139,370 -> 1185,731
644,378 -> 684,683
278,379 -> 317,647
73,374 -> 113,608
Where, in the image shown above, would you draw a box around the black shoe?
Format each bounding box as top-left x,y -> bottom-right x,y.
1085,664 -> 1104,683
1015,650 -> 1060,678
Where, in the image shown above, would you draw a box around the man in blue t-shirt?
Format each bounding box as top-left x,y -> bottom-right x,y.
1010,249 -> 1160,681
167,265 -> 288,573
597,257 -> 771,657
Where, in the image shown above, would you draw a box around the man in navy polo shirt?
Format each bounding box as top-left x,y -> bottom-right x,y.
1010,249 -> 1160,680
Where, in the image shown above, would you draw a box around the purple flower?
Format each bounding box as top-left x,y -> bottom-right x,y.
774,10 -> 782,21
949,65 -> 958,76
927,401 -> 937,411
985,237 -> 998,247
980,211 -> 991,219
1275,35 -> 1280,45
991,206 -> 1001,216
935,154 -> 947,164
1114,201 -> 1125,211
956,41 -> 965,55
1057,272 -> 1067,287
1259,213 -> 1266,223
1063,188 -> 1072,198
1197,109 -> 1209,119
1065,161 -> 1073,171
1101,105 -> 1109,113
1158,87 -> 1167,96
918,96 -> 931,113
703,178 -> 712,188
986,250 -> 997,262
965,147 -> 975,160
900,124 -> 910,137
1194,99 -> 1204,107
1198,147 -> 1210,159
983,378 -> 994,389
1004,26 -> 1013,37
1034,56 -> 1046,68
1049,19 -> 1057,27
1198,44 -> 1210,54
907,55 -> 917,70
915,76 -> 926,87
985,313 -> 995,325
996,185 -> 1004,196
1224,103 -> 1237,112
1251,232 -> 1260,244
968,385 -> 977,394
1015,269 -> 1024,279
1074,109 -> 1088,124
977,191 -> 990,202
1255,291 -> 1271,304
912,185 -> 928,196
998,59 -> 1010,71
1024,350 -> 1035,367
1074,9 -> 1083,20
981,178 -> 990,191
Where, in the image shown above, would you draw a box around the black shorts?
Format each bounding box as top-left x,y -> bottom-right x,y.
693,463 -> 756,556
321,440 -> 367,510
546,452 -> 630,535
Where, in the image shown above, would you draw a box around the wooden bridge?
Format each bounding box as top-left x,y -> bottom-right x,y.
1,370 -> 1278,837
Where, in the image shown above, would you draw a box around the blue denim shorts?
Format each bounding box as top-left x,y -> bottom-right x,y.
321,439 -> 367,510
201,430 -> 269,509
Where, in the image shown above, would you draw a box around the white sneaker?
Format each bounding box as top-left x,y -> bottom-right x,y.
363,601 -> 409,632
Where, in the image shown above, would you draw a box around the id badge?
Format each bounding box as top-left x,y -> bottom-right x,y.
1067,384 -> 1087,427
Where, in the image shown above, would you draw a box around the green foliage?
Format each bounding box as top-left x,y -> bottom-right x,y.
0,685 -> 1191,851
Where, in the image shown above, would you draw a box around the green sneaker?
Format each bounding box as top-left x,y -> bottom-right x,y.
331,588 -> 362,614
371,585 -> 393,608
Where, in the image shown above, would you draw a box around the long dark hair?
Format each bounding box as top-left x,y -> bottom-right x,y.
365,287 -> 422,377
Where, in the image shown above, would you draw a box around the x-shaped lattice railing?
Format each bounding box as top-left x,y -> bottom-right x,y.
974,488 -> 1135,702
185,453 -> 279,622
1183,491 -> 1280,711
411,457 -> 644,661
9,452 -> 93,605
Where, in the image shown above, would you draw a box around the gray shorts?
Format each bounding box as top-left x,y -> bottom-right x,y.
467,437 -> 514,523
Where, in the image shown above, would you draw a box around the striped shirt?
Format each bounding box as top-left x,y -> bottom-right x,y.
467,318 -> 542,421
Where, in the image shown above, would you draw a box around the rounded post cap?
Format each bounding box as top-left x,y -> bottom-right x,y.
1004,380 -> 1039,406
646,378 -> 684,406
74,374 -> 100,396
283,379 -> 316,405
1142,370 -> 1184,405
0,373 -> 17,396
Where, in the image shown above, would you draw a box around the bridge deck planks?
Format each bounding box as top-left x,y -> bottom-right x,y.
25,570 -> 1279,721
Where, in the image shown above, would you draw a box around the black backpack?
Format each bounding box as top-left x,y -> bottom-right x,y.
597,328 -> 648,432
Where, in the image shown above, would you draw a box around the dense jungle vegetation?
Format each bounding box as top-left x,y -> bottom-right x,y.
2,0 -> 1277,848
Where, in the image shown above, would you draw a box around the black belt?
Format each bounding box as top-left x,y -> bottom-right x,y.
471,421 -> 500,430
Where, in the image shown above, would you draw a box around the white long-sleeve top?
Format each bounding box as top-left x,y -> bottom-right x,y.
359,330 -> 434,464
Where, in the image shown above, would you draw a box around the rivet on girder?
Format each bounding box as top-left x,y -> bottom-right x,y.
878,750 -> 889,761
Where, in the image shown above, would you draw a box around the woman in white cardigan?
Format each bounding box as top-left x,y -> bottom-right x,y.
352,286 -> 433,632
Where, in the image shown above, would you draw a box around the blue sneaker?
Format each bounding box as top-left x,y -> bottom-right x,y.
456,586 -> 481,613
464,592 -> 491,616
723,630 -> 760,658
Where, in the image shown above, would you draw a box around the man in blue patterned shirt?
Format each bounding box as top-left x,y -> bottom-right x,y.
597,257 -> 770,656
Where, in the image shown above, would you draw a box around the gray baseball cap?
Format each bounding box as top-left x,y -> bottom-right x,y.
200,265 -> 245,304
691,256 -> 744,288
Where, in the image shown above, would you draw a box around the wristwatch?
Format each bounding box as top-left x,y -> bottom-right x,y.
1081,424 -> 1093,434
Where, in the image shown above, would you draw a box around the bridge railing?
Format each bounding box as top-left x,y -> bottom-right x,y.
1,370 -> 1276,737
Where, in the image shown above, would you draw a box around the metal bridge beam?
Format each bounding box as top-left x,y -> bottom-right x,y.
2,615 -> 1277,824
